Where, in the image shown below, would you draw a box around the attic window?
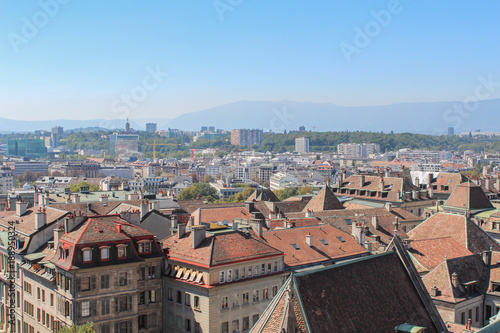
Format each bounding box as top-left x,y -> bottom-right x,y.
82,248 -> 92,263
290,243 -> 300,250
100,246 -> 110,261
337,236 -> 346,243
345,219 -> 352,225
138,240 -> 152,254
319,239 -> 328,246
117,245 -> 127,259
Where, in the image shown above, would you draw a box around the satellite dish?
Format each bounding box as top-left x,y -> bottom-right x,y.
223,220 -> 228,225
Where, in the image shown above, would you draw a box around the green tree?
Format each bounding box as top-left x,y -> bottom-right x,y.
297,186 -> 318,195
58,322 -> 95,333
177,183 -> 219,201
69,181 -> 100,193
154,170 -> 163,177
275,187 -> 298,201
203,175 -> 214,183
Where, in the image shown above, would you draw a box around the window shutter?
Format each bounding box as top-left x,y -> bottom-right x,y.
75,277 -> 80,292
91,276 -> 96,290
114,297 -> 118,313
91,300 -> 97,317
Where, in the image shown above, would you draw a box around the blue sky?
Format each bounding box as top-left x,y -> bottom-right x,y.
1,0 -> 499,121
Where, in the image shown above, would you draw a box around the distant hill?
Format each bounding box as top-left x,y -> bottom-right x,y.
166,99 -> 500,134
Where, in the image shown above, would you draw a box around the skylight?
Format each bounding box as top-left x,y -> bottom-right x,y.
291,243 -> 300,250
337,236 -> 346,243
345,219 -> 352,225
319,239 -> 328,246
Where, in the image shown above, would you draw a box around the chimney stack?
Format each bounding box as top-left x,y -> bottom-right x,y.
191,225 -> 206,249
482,250 -> 492,266
188,216 -> 195,226
393,216 -> 399,236
178,223 -> 186,238
245,201 -> 255,214
414,177 -> 420,188
35,209 -> 46,230
99,194 -> 108,202
305,209 -> 315,218
451,272 -> 458,288
371,215 -> 378,230
430,286 -> 439,297
72,194 -> 80,204
53,228 -> 63,249
250,219 -> 263,237
232,222 -> 239,231
16,201 -> 27,217
64,218 -> 70,233
171,215 -> 178,229
140,200 -> 149,219
385,202 -> 392,212
33,190 -> 38,206
412,189 -> 418,200
360,175 -> 365,188
379,176 -> 385,192
326,177 -> 331,187
116,224 -> 122,233
306,232 -> 313,247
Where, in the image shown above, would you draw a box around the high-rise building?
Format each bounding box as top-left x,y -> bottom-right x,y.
201,126 -> 208,132
448,127 -> 455,136
298,126 -> 306,132
208,126 -> 216,133
146,123 -> 157,132
230,129 -> 264,146
110,133 -> 139,161
7,139 -> 47,158
295,137 -> 310,153
51,126 -> 64,147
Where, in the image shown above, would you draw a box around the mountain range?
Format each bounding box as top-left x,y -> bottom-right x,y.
1,99 -> 499,134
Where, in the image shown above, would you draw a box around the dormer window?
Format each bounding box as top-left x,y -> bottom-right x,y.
82,248 -> 92,263
117,245 -> 127,259
100,246 -> 110,261
138,240 -> 152,254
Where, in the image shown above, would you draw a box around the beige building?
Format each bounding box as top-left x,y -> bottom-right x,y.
162,222 -> 286,333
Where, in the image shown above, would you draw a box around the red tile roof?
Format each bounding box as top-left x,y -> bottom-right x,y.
193,206 -> 251,225
301,186 -> 344,212
444,181 -> 494,210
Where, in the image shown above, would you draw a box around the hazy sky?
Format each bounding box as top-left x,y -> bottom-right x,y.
1,1 -> 499,121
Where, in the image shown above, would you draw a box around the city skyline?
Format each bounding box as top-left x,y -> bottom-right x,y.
1,1 -> 499,122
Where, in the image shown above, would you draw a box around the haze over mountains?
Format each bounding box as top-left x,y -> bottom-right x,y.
2,99 -> 500,134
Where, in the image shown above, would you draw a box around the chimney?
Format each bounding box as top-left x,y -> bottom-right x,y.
353,222 -> 365,248
53,228 -> 63,249
405,239 -> 412,250
38,193 -> 45,206
188,216 -> 195,226
305,232 -> 313,247
63,218 -> 70,233
191,225 -> 206,249
170,215 -> 178,229
245,201 -> 255,213
250,219 -> 263,237
451,272 -> 458,288
430,286 -> 439,297
371,215 -> 378,230
412,189 -> 418,200
16,201 -> 27,217
232,222 -> 239,231
393,216 -> 399,236
305,209 -> 315,218
360,174 -> 365,188
35,209 -> 46,230
435,200 -> 441,212
326,177 -> 331,187
99,194 -> 108,202
414,177 -> 420,188
428,173 -> 434,187
379,176 -> 385,192
338,172 -> 343,189
140,200 -> 149,219
33,190 -> 38,206
482,250 -> 492,266
385,202 -> 392,212
178,223 -> 186,238
116,224 -> 122,233
496,177 -> 500,191
72,194 -> 80,204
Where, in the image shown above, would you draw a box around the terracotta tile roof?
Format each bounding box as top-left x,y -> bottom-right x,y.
261,225 -> 368,267
162,229 -> 283,268
193,206 -> 251,225
0,206 -> 69,237
422,254 -> 488,303
247,189 -> 279,202
408,237 -> 473,272
430,172 -> 469,194
176,199 -> 208,214
408,213 -> 500,253
444,181 -> 494,210
292,251 -> 443,332
274,200 -> 309,214
487,251 -> 500,284
267,218 -> 323,230
301,186 -> 344,212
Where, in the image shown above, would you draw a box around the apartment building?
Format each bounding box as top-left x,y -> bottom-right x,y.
337,143 -> 380,157
294,137 -> 309,154
230,130 -> 263,147
162,222 -> 286,333
0,167 -> 14,194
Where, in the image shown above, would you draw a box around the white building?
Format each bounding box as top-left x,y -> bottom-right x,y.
295,137 -> 310,153
0,167 -> 14,194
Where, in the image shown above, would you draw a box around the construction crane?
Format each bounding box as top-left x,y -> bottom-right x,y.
145,140 -> 181,161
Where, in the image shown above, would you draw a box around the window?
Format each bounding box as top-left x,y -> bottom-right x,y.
81,276 -> 91,291
149,290 -> 156,303
100,247 -> 109,261
83,249 -> 92,263
261,264 -> 265,275
101,299 -> 110,315
272,286 -> 278,297
138,241 -> 151,254
273,262 -> 278,272
227,269 -> 233,282
37,287 -> 41,300
476,306 -> 479,322
185,319 -> 191,332
177,316 -> 183,330
194,296 -> 200,310
101,274 -> 110,289
138,267 -> 145,281
319,239 -> 328,245
232,320 -> 239,333
138,314 -> 147,329
248,266 -> 253,278
254,265 -> 259,276
185,293 -> 191,306
234,268 -> 240,280
241,267 -> 246,279
148,266 -> 156,279
81,301 -> 90,317
337,236 -> 346,243
252,314 -> 260,325
168,288 -> 173,301
262,288 -> 269,300
177,290 -> 182,304
291,243 -> 300,250
50,293 -> 54,307
243,292 -> 249,304
118,245 -> 127,258
232,294 -> 239,307
219,271 -> 225,284
222,322 -> 229,333
267,263 -> 271,274
243,317 -> 249,331
119,272 -> 128,286
221,296 -> 229,309
41,289 -> 45,302
138,292 -> 145,305
101,324 -> 111,333
117,295 -> 130,312
253,290 -> 259,302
